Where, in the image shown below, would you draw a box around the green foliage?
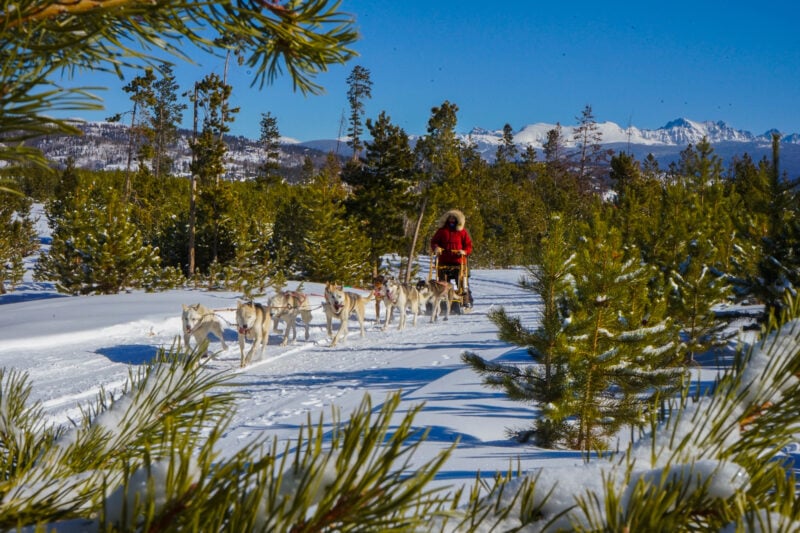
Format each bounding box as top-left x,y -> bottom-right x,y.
563,216 -> 684,450
258,111 -> 282,186
0,181 -> 38,293
345,65 -> 373,160
34,185 -> 163,294
464,214 -> 576,445
668,238 -> 731,363
0,0 -> 357,167
342,112 -> 417,274
571,104 -> 607,193
148,65 -> 186,180
300,182 -> 373,286
0,351 -> 462,531
460,300 -> 800,531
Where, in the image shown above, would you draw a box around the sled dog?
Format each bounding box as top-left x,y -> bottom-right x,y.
421,279 -> 457,322
380,277 -> 423,330
268,290 -> 313,346
372,274 -> 387,324
236,300 -> 271,367
182,303 -> 228,353
322,282 -> 372,346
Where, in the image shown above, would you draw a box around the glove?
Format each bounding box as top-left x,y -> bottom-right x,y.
433,246 -> 442,256
456,250 -> 466,256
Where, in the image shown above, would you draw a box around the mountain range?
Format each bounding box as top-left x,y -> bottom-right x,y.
30,118 -> 800,180
300,118 -> 800,178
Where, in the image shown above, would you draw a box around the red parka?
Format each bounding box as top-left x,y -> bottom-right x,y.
431,209 -> 473,266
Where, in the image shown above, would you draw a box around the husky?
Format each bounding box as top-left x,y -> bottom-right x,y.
268,290 -> 313,346
380,277 -> 423,330
372,274 -> 387,324
182,303 -> 228,353
236,300 -> 272,367
419,279 -> 457,322
322,282 -> 372,346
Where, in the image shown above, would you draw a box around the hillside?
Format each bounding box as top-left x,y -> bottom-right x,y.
27,121 -> 337,183
26,117 -> 800,180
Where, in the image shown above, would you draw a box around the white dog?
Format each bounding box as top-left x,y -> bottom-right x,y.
322,282 -> 372,346
380,277 -> 423,330
268,290 -> 313,346
182,303 -> 228,353
236,300 -> 271,367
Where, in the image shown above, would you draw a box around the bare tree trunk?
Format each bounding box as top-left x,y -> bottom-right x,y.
188,82 -> 198,278
124,102 -> 137,203
405,197 -> 427,285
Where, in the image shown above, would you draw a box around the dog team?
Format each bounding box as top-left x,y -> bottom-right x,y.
180,276 -> 468,368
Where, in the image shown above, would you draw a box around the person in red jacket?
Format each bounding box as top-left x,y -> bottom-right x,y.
431,209 -> 473,308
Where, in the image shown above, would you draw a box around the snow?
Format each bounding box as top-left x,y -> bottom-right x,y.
0,266 -> 587,488
4,205 -> 800,529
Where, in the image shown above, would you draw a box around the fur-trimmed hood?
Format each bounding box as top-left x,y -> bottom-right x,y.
437,209 -> 466,231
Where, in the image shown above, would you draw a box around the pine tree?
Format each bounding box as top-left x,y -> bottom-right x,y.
669,237 -> 731,364
341,111 -> 416,276
0,350 -> 462,531
258,111 -> 282,186
115,69 -> 157,200
748,134 -> 800,317
148,65 -> 185,180
463,214 -> 575,446
300,159 -> 372,285
0,182 -> 38,293
35,185 -> 162,294
494,123 -> 518,163
188,73 -> 239,270
0,0 -> 358,168
563,215 -> 683,450
406,101 -> 464,281
571,104 -> 606,194
345,65 -> 373,161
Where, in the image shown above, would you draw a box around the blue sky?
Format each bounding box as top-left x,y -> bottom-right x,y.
59,1 -> 799,141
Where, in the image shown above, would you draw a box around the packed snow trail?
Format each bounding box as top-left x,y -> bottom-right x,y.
0,269 -> 584,491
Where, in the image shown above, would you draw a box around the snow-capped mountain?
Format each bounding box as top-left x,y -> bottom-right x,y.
27,118 -> 800,179
462,118 -> 800,177
467,118 -> 791,150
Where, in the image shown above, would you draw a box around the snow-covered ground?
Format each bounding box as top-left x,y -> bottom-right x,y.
5,205 -> 797,530
0,265 -> 591,491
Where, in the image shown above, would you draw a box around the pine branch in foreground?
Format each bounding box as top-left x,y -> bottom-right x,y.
0,346 -> 459,531
456,298 -> 800,531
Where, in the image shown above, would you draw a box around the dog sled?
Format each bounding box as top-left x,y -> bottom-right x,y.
429,252 -> 473,314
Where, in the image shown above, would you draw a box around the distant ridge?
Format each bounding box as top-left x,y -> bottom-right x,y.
465,118 -> 796,150
28,118 -> 800,179
455,118 -> 800,177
